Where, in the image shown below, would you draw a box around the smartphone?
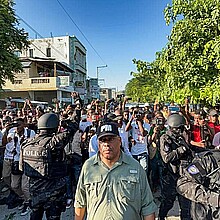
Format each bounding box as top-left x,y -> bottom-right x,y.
168,106 -> 180,113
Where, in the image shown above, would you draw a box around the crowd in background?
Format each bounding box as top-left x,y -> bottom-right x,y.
0,94 -> 219,217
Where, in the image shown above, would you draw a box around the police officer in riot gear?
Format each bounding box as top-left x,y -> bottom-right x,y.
159,113 -> 191,220
177,149 -> 220,220
21,113 -> 78,220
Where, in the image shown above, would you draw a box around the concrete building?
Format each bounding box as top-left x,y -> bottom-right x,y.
1,35 -> 87,106
100,88 -> 116,100
86,78 -> 100,101
1,57 -> 75,105
20,35 -> 87,99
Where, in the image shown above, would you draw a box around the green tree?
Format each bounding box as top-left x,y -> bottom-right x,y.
126,0 -> 220,105
163,0 -> 220,105
0,0 -> 29,88
126,55 -> 166,103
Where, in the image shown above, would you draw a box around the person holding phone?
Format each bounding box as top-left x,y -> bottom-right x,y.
125,108 -> 150,174
190,109 -> 213,151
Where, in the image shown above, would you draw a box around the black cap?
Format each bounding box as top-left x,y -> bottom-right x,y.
107,113 -> 122,122
97,122 -> 119,139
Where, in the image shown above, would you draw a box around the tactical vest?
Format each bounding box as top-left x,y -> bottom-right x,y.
193,150 -> 220,193
191,150 -> 220,220
22,135 -> 67,179
208,151 -> 220,219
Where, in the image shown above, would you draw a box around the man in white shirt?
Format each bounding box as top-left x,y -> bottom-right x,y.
6,118 -> 35,215
125,109 -> 149,174
79,114 -> 92,132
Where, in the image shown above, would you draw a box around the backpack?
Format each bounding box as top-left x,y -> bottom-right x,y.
22,135 -> 67,179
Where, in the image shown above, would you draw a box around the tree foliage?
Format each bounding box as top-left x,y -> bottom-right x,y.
0,0 -> 29,88
126,0 -> 220,105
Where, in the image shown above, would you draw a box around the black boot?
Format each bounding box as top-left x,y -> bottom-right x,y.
6,190 -> 22,209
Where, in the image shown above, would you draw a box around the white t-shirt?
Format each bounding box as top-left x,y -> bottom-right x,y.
119,129 -> 132,156
5,127 -> 36,161
79,120 -> 92,132
130,121 -> 149,156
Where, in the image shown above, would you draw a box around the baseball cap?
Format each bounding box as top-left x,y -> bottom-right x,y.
106,113 -> 123,122
209,109 -> 218,116
97,122 -> 119,139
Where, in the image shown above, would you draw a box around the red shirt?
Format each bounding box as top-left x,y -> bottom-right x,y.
208,122 -> 220,134
191,125 -> 202,142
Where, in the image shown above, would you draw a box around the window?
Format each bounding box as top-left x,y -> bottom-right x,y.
29,49 -> 33,57
46,48 -> 51,57
14,51 -> 21,57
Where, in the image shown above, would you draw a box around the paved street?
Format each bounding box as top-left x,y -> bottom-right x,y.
0,182 -> 180,220
0,203 -> 180,220
0,204 -> 73,220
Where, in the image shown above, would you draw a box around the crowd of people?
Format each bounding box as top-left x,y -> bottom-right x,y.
0,95 -> 219,219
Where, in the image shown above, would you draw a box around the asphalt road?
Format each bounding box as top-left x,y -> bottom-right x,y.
0,201 -> 74,220
0,182 -> 180,220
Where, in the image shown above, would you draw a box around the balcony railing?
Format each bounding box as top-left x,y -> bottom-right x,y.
3,77 -> 60,91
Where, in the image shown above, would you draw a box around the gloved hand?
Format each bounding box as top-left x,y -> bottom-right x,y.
176,146 -> 187,154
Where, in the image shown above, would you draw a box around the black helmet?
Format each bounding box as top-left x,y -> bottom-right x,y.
167,113 -> 186,128
38,113 -> 59,130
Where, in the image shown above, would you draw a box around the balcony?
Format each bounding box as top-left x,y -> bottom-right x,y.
3,77 -> 61,91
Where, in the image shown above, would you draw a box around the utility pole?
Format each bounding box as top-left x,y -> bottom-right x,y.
96,65 -> 107,81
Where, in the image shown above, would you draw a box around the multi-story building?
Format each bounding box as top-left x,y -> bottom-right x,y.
1,57 -> 75,105
100,88 -> 116,100
86,78 -> 100,101
1,35 -> 87,106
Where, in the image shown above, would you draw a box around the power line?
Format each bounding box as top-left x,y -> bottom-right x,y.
56,0 -> 107,66
16,14 -> 67,61
31,42 -> 47,57
16,4 -> 112,81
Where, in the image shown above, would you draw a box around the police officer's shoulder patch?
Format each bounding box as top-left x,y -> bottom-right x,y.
164,144 -> 170,152
187,160 -> 207,177
187,164 -> 200,175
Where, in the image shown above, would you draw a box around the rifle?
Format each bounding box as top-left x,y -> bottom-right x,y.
167,131 -> 194,164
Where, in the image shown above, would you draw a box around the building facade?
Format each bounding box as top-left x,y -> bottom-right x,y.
100,87 -> 116,100
1,57 -> 75,106
20,35 -> 87,98
1,35 -> 88,106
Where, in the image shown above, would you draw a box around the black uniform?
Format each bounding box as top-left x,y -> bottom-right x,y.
177,150 -> 220,220
22,115 -> 78,220
30,131 -> 75,220
159,130 -> 191,220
